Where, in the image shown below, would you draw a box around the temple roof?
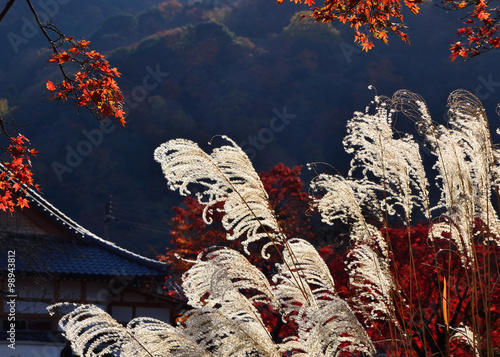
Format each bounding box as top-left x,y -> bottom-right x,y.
1,232 -> 167,277
0,186 -> 168,278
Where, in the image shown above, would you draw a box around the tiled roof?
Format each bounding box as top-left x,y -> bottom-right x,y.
0,169 -> 168,277
0,232 -> 166,277
25,188 -> 167,267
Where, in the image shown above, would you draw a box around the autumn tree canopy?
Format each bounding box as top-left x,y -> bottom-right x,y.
281,0 -> 500,59
321,222 -> 500,356
0,0 -> 125,212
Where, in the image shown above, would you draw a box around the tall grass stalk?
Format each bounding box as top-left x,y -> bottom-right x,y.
49,89 -> 499,356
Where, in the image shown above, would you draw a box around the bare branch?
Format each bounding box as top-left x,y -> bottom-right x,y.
0,0 -> 16,23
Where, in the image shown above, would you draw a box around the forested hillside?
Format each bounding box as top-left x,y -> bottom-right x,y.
0,0 -> 498,257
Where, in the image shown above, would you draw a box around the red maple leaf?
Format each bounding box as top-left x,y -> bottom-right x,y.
46,81 -> 56,91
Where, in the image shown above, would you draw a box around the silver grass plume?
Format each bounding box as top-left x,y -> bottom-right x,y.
311,92 -> 437,332
48,303 -> 210,357
125,317 -> 212,357
346,244 -> 395,324
309,173 -> 395,325
393,90 -> 476,261
272,239 -> 376,356
450,324 -> 480,356
153,136 -> 283,255
393,89 -> 500,262
310,174 -> 388,255
310,174 -> 395,327
181,248 -> 278,309
272,239 -> 337,315
428,221 -> 470,266
293,299 -> 375,356
179,289 -> 281,356
178,249 -> 284,356
277,299 -> 376,356
446,89 -> 500,241
344,95 -> 430,223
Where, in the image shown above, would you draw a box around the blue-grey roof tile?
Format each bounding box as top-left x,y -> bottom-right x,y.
0,234 -> 167,277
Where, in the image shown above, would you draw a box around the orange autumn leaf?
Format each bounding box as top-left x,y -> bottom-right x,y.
46,81 -> 56,91
78,39 -> 90,47
0,134 -> 38,213
282,0 -> 499,58
16,197 -> 30,209
362,40 -> 375,51
45,37 -> 126,126
442,276 -> 449,332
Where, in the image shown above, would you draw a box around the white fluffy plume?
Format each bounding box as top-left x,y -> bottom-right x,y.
154,136 -> 283,254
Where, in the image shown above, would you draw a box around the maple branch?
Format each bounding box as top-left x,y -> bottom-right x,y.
0,116 -> 14,140
19,0 -> 119,124
25,0 -> 54,47
0,0 -> 16,23
0,111 -> 31,152
25,0 -> 76,87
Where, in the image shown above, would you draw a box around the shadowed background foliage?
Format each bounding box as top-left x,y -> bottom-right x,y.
0,0 -> 498,257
